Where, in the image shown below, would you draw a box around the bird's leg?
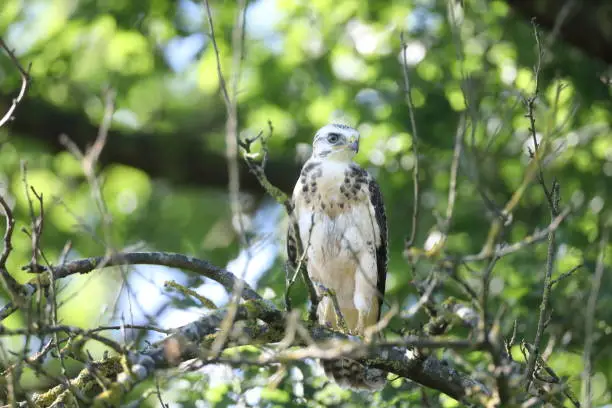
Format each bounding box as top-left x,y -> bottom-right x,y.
314,282 -> 349,333
355,311 -> 366,336
354,291 -> 372,336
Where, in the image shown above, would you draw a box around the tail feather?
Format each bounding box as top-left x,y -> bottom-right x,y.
322,359 -> 386,390
316,291 -> 387,390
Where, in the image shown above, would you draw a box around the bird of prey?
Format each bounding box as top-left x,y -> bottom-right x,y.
287,123 -> 388,389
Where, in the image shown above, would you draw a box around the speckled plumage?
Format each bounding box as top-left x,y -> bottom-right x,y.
287,124 -> 388,390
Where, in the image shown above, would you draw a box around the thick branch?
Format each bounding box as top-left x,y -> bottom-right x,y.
0,252 -> 262,321
28,301 -> 490,406
52,252 -> 261,301
5,251 -> 487,406
115,302 -> 488,405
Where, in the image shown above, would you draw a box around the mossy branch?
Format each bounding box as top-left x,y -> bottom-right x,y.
238,124 -> 319,319
23,294 -> 490,407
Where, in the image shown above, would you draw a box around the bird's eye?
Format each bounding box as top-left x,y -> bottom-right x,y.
327,133 -> 340,144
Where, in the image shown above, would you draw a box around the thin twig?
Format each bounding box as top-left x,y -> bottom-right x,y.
0,325 -> 123,353
285,212 -> 314,310
522,343 -> 581,408
581,226 -> 608,407
89,324 -> 171,335
203,0 -> 231,111
462,206 -> 570,262
314,282 -> 349,334
365,304 -> 399,341
0,195 -> 15,267
83,89 -> 115,176
0,38 -> 31,128
0,194 -> 21,298
523,21 -> 564,389
25,183 -> 45,273
240,127 -> 292,211
550,263 -> 583,287
402,276 -> 438,319
164,280 -> 217,309
524,175 -> 559,389
445,116 -> 465,227
480,255 -> 499,336
240,124 -> 319,318
202,0 -> 252,360
203,0 -> 248,247
524,20 -> 556,213
1,339 -> 54,377
400,31 -> 421,251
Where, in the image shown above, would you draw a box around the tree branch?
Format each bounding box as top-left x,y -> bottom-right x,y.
400,31 -> 421,252
581,226 -> 608,407
0,252 -> 262,322
3,252 -> 489,406
0,37 -> 31,128
0,194 -> 21,299
87,301 -> 488,407
239,126 -> 319,319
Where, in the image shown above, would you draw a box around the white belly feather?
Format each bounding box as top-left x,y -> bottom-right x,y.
299,205 -> 377,306
293,160 -> 380,328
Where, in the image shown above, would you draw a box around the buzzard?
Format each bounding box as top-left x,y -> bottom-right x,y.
287,123 -> 388,389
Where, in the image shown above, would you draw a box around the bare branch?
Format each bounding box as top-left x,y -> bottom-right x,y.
523,21 -> 564,389
461,206 -> 570,262
240,125 -> 319,319
21,164 -> 46,273
581,226 -> 608,407
480,255 -> 500,337
0,252 -> 263,322
0,325 -> 124,354
550,263 -> 583,287
400,32 -> 421,252
202,0 -> 247,245
83,89 -> 115,175
0,38 -> 31,128
202,0 -> 255,360
109,301 -> 489,406
445,116 -> 465,228
164,280 -> 217,309
3,256 -> 491,407
0,194 -> 21,298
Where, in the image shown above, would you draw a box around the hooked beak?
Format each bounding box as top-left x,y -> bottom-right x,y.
348,138 -> 359,153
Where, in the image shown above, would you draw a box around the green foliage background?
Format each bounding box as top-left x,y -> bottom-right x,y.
0,0 -> 611,406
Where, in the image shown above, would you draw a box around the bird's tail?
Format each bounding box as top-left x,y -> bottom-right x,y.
322,359 -> 386,390
315,298 -> 386,390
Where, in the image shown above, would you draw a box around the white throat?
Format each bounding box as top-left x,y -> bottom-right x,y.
321,150 -> 355,163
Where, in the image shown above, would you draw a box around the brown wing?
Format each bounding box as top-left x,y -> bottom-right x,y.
286,213 -> 299,271
367,175 -> 388,320
346,162 -> 388,321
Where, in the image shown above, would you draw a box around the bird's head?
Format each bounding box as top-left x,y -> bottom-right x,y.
312,124 -> 360,162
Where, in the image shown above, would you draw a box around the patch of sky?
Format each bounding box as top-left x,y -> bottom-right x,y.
119,199 -> 283,330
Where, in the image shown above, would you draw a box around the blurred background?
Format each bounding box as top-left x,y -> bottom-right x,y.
0,0 -> 611,406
